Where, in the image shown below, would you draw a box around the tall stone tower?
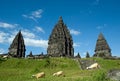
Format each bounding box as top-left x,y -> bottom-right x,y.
8,30 -> 26,58
94,33 -> 112,57
47,17 -> 74,57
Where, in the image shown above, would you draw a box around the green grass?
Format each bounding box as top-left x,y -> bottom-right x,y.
0,57 -> 120,81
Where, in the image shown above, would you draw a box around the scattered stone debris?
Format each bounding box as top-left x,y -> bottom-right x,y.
107,69 -> 120,81
77,59 -> 97,70
27,54 -> 48,59
103,56 -> 120,60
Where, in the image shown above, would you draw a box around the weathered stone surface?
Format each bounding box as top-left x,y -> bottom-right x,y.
8,30 -> 26,58
47,17 -> 74,57
78,59 -> 96,70
103,56 -> 120,60
107,69 -> 120,81
27,51 -> 48,59
93,33 -> 112,57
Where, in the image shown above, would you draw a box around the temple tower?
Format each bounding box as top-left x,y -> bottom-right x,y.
8,30 -> 26,58
94,33 -> 112,57
47,17 -> 74,57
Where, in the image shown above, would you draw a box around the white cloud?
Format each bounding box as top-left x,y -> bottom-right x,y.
96,24 -> 107,30
8,29 -> 36,40
0,22 -> 18,28
31,9 -> 43,18
20,30 -> 48,49
74,52 -> 79,56
70,29 -> 81,35
35,26 -> 45,33
82,52 -> 87,58
73,43 -> 81,47
97,26 -> 103,29
22,9 -> 43,22
22,14 -> 38,22
24,38 -> 48,48
22,30 -> 47,49
0,31 -> 9,43
7,29 -> 47,49
0,26 -> 48,50
22,30 -> 36,38
0,32 -> 6,43
93,0 -> 100,5
0,48 -> 5,54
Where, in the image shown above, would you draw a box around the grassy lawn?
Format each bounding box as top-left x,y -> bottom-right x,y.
0,57 -> 120,81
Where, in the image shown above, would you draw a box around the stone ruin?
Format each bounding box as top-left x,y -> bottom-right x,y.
8,30 -> 26,58
107,69 -> 120,81
77,59 -> 97,70
47,17 -> 74,57
27,51 -> 47,59
74,53 -> 81,58
2,17 -> 117,59
93,33 -> 112,58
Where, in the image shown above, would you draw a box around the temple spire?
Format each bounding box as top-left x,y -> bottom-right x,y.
58,16 -> 63,24
93,33 -> 111,57
8,30 -> 26,58
47,17 -> 74,57
19,30 -> 21,33
98,32 -> 105,40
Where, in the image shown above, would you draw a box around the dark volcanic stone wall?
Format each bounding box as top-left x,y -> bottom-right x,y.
94,33 -> 111,57
8,30 -> 26,58
47,17 -> 74,57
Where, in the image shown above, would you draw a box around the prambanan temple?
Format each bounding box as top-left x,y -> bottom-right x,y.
93,33 -> 112,57
8,30 -> 26,58
3,17 -> 113,58
47,17 -> 74,57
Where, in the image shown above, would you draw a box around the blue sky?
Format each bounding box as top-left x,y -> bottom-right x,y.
0,0 -> 120,57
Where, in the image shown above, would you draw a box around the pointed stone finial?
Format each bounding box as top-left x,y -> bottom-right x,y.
19,29 -> 21,32
58,16 -> 63,24
17,30 -> 22,36
59,16 -> 62,20
18,29 -> 21,33
98,32 -> 105,40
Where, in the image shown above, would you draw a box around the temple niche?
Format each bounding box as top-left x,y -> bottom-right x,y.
8,30 -> 26,58
93,33 -> 112,57
47,17 -> 74,57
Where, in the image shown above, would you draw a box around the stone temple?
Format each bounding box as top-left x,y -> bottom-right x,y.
8,30 -> 26,58
93,33 -> 112,57
47,17 -> 74,57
